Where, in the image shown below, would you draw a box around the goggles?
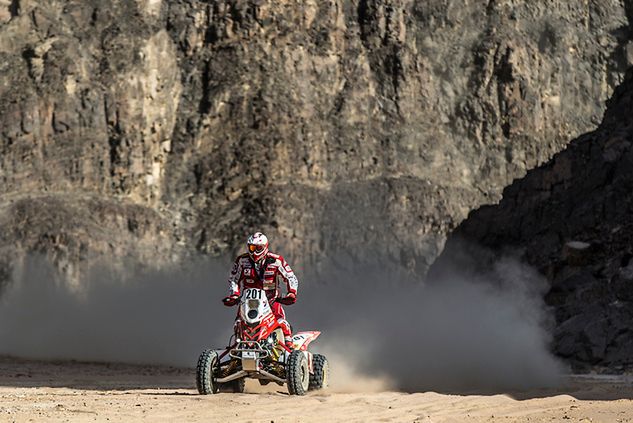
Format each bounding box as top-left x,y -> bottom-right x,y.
248,244 -> 265,253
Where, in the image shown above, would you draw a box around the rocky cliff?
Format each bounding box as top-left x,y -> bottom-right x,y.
433,66 -> 633,372
0,0 -> 632,283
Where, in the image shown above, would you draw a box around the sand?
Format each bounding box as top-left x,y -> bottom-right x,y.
1,357 -> 632,423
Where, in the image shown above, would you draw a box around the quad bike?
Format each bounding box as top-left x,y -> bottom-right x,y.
196,287 -> 329,395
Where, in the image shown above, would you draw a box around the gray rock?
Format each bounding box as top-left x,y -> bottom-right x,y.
0,1 -> 631,282
435,67 -> 633,371
563,241 -> 593,266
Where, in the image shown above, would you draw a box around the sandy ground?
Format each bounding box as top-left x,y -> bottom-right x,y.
1,357 -> 633,423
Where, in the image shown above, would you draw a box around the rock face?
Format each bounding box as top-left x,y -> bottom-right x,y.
433,67 -> 633,371
0,0 -> 632,282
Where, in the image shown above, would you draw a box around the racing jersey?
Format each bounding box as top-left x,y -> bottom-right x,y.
227,252 -> 299,301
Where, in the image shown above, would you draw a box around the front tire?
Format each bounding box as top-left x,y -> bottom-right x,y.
309,354 -> 329,390
286,350 -> 310,395
196,349 -> 219,394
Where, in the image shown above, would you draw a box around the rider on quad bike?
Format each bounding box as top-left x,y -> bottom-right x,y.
222,232 -> 299,349
197,231 -> 326,396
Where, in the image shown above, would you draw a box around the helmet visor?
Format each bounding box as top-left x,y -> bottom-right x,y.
248,244 -> 265,253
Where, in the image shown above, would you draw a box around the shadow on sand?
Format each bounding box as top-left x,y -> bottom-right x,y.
1,356 -> 633,401
0,356 -> 195,392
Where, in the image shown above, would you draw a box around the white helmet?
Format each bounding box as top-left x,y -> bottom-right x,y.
247,232 -> 269,262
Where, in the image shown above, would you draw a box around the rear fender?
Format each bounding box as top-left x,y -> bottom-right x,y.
291,331 -> 321,351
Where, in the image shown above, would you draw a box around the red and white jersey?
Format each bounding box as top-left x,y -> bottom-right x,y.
227,252 -> 299,301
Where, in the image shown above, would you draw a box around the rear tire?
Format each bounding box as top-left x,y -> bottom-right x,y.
229,378 -> 246,393
309,354 -> 329,390
286,350 -> 310,395
196,349 -> 219,394
218,376 -> 245,393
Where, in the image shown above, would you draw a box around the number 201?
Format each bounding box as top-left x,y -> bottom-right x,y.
244,289 -> 262,299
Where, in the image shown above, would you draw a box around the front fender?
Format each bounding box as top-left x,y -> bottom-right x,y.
291,331 -> 321,351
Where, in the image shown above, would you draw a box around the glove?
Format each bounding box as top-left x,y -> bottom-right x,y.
222,295 -> 239,306
276,293 -> 296,305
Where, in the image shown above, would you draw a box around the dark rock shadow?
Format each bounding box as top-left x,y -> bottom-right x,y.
421,375 -> 633,401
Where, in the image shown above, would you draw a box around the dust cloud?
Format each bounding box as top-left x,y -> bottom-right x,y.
295,255 -> 565,392
0,256 -> 233,367
0,252 -> 563,393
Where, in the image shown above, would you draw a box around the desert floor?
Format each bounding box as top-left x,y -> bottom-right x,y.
1,356 -> 632,422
